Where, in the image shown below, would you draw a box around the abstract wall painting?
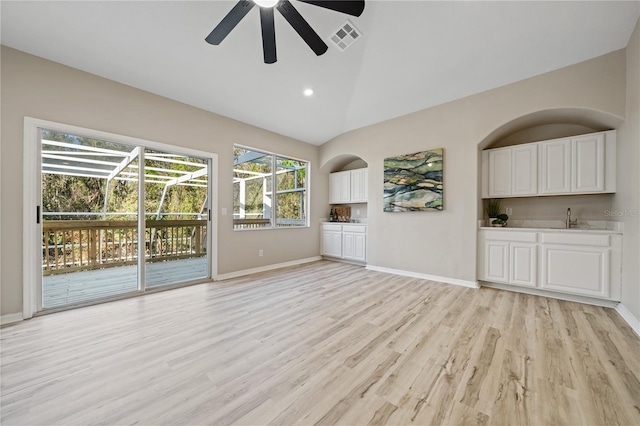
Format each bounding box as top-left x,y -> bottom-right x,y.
383,148 -> 443,212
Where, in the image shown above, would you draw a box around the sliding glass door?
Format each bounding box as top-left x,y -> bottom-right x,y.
39,128 -> 211,310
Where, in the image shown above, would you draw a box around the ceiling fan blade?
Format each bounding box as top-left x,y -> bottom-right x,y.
205,0 -> 255,45
277,0 -> 328,56
260,8 -> 277,64
297,0 -> 364,17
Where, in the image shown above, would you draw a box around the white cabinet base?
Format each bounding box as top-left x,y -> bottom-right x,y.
478,229 -> 620,302
541,245 -> 610,298
322,224 -> 367,264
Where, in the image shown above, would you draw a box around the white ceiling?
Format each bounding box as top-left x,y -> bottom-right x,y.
2,1 -> 639,145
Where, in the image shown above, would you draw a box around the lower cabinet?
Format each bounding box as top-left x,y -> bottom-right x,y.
322,223 -> 367,263
540,232 -> 614,299
482,231 -> 536,287
322,225 -> 342,258
478,229 -> 621,301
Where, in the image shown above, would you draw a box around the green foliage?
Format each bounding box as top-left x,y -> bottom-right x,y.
233,148 -> 307,223
486,199 -> 502,218
42,130 -> 208,220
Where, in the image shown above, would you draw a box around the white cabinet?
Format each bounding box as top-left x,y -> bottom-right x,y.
488,148 -> 512,197
322,223 -> 367,263
509,243 -> 537,287
342,225 -> 367,262
572,133 -> 605,192
484,240 -> 509,283
350,168 -> 368,203
329,168 -> 368,204
539,138 -> 571,194
484,144 -> 537,198
478,229 -> 621,301
321,224 -> 343,258
481,130 -> 615,198
540,232 -> 617,299
480,230 -> 537,288
511,145 -> 538,196
329,171 -> 351,204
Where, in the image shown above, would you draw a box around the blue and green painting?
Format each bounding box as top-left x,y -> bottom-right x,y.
383,148 -> 443,212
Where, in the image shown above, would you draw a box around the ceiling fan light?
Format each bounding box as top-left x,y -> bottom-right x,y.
253,0 -> 279,8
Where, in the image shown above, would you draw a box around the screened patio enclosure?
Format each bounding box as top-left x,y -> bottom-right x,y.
233,147 -> 308,229
41,134 -> 211,309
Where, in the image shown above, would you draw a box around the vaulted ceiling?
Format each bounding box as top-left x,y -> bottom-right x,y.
2,1 -> 639,145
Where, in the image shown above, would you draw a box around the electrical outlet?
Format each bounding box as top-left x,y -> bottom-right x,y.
258,249 -> 263,257
221,208 -> 227,216
505,207 -> 512,215
356,209 -> 360,216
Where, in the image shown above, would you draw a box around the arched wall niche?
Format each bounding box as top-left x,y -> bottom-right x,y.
320,154 -> 368,173
478,107 -> 624,150
476,107 -> 624,220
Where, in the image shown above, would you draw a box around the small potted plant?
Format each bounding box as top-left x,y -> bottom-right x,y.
491,213 -> 509,227
486,199 -> 508,227
486,199 -> 501,220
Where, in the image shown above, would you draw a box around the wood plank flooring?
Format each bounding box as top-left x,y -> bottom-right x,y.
2,260 -> 639,425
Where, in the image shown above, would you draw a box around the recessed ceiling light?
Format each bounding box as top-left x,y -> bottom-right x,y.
303,88 -> 314,97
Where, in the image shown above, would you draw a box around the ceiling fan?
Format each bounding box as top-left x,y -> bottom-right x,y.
205,0 -> 365,64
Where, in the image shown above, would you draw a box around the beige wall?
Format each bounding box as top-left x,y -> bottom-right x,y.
320,50 -> 627,283
614,17 -> 640,321
0,46 -> 327,318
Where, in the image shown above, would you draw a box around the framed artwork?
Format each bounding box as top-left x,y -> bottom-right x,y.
383,148 -> 443,212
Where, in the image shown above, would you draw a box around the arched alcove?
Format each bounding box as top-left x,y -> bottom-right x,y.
320,153 -> 368,173
321,154 -> 369,222
478,107 -> 623,150
476,108 -> 624,221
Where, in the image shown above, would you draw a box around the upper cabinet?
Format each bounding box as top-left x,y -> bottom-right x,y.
329,171 -> 351,204
539,138 -> 571,194
485,144 -> 537,198
482,130 -> 615,198
329,168 -> 368,204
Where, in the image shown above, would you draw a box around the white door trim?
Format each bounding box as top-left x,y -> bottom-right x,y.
23,117 -> 218,318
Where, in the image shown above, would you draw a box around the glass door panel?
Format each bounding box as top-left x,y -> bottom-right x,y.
40,130 -> 139,309
144,149 -> 209,288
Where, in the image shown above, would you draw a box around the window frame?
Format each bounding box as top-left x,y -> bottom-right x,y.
233,144 -> 310,231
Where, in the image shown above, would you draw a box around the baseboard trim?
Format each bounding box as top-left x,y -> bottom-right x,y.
615,303 -> 640,337
480,281 -> 619,308
215,256 -> 323,281
366,265 -> 479,289
1,313 -> 23,326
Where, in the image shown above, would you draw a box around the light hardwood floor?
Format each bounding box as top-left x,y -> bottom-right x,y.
2,261 -> 639,425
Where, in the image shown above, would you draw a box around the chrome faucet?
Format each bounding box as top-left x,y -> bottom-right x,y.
566,208 -> 578,229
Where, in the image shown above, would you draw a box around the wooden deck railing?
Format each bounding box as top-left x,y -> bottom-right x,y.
42,219 -> 207,275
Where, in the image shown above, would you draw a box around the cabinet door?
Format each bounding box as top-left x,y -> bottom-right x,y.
541,244 -> 610,298
488,149 -> 512,197
572,133 -> 605,192
353,233 -> 366,262
484,241 -> 509,283
509,243 -> 537,287
329,171 -> 351,204
322,231 -> 342,257
540,139 -> 571,194
350,169 -> 368,203
342,232 -> 355,259
511,145 -> 537,196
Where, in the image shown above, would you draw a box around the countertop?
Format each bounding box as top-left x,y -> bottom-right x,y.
478,219 -> 622,234
479,226 -> 622,235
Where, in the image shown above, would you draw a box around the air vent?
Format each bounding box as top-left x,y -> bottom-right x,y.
330,20 -> 362,51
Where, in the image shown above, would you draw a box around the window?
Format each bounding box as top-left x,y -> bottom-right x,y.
233,146 -> 308,230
